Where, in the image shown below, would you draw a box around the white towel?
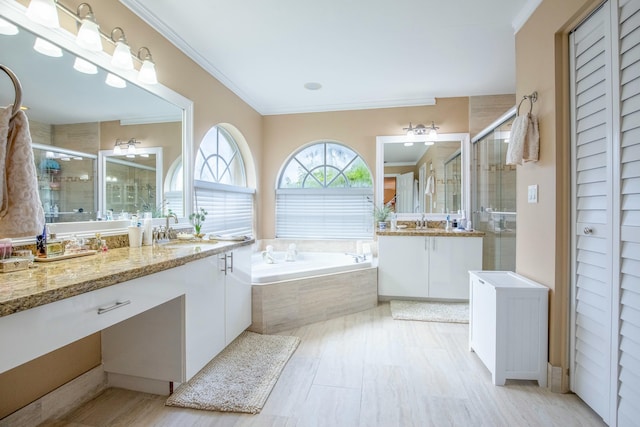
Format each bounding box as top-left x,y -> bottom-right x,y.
0,107 -> 45,238
425,174 -> 435,195
506,113 -> 540,165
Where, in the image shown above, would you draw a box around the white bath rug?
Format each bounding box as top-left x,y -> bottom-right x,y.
389,300 -> 469,323
166,331 -> 300,414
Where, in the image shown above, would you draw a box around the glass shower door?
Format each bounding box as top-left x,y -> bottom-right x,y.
471,112 -> 517,271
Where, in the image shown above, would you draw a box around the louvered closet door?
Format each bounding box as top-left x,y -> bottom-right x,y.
617,0 -> 640,424
570,3 -> 614,422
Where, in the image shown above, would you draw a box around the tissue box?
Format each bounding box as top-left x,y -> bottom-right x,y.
0,258 -> 29,273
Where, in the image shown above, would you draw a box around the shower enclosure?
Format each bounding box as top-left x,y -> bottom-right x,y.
471,108 -> 517,271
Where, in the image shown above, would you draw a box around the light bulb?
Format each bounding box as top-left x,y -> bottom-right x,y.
73,57 -> 98,74
33,37 -> 62,57
138,59 -> 158,84
76,17 -> 102,51
26,0 -> 60,28
105,73 -> 126,88
111,41 -> 133,70
0,17 -> 19,35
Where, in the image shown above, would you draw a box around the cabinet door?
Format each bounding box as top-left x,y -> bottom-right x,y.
429,237 -> 482,300
224,245 -> 252,345
378,235 -> 428,298
469,275 -> 496,373
183,256 -> 226,380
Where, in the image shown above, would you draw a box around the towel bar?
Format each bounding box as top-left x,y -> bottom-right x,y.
0,64 -> 22,119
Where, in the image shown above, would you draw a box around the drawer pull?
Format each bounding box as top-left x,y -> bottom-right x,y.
478,279 -> 485,284
97,300 -> 131,315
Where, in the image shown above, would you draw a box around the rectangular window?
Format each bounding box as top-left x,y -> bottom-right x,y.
194,180 -> 254,237
276,188 -> 374,239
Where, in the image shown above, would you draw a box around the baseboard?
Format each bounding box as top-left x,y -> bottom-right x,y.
547,363 -> 570,393
107,372 -> 172,395
0,365 -> 107,426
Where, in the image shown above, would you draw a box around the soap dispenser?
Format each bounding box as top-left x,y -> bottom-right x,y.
445,215 -> 452,232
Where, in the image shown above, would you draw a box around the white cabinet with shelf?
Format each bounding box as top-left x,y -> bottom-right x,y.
378,234 -> 482,300
468,271 -> 549,386
102,247 -> 253,384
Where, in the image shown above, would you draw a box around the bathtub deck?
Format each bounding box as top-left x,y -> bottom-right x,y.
249,267 -> 378,334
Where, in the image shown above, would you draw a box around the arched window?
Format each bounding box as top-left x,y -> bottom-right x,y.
276,141 -> 373,239
194,126 -> 253,236
163,156 -> 183,217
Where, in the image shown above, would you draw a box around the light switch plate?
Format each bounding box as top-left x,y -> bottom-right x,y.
528,185 -> 538,203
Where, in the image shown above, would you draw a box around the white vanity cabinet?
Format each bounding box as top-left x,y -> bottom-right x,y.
429,236 -> 483,299
378,234 -> 482,300
378,235 -> 429,298
223,245 -> 252,345
468,271 -> 549,386
0,267 -> 185,375
102,246 -> 253,383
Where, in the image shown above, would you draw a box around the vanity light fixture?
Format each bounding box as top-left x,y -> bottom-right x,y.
404,122 -> 439,138
137,47 -> 158,85
424,141 -> 435,146
75,3 -> 102,52
73,57 -> 98,74
0,17 -> 19,35
403,142 -> 414,147
110,27 -> 134,70
26,0 -> 60,28
113,139 -> 124,155
33,37 -> 63,57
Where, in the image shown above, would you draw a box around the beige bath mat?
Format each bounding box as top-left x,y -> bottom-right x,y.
166,331 -> 300,414
390,300 -> 469,323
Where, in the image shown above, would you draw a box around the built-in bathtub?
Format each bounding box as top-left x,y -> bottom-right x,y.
249,247 -> 378,334
251,251 -> 373,283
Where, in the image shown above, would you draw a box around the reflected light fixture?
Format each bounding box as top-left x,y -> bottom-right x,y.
110,27 -> 134,70
75,3 -> 102,51
34,37 -> 63,57
105,73 -> 126,88
426,121 -> 439,140
113,138 -> 141,155
137,47 -> 158,84
403,142 -> 414,147
26,0 -> 60,28
0,17 -> 19,35
73,57 -> 98,74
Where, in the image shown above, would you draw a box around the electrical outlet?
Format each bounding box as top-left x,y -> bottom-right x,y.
528,185 -> 538,203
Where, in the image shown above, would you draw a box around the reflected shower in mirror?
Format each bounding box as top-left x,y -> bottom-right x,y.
0,4 -> 188,227
98,147 -> 163,218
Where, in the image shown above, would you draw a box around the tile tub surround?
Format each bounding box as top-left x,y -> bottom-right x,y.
0,239 -> 254,317
250,267 -> 378,335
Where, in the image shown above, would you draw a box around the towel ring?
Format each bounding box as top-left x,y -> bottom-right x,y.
0,64 -> 23,120
517,91 -> 538,116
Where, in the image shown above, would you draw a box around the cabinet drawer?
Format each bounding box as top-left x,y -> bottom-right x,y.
0,268 -> 185,374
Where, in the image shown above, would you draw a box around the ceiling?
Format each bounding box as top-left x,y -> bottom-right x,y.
122,0 -> 540,116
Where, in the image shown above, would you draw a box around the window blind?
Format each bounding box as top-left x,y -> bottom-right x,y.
276,188 -> 374,239
163,190 -> 183,218
194,180 -> 254,236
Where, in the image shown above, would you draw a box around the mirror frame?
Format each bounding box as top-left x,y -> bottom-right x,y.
1,1 -> 193,239
98,147 -> 163,217
375,132 -> 471,220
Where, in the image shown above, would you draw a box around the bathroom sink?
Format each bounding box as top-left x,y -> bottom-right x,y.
159,238 -> 219,248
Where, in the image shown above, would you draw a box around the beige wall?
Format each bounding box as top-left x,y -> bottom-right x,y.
515,0 -> 601,391
261,98 -> 469,238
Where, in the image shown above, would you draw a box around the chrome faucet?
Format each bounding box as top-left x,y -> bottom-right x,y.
165,213 -> 178,239
346,252 -> 367,263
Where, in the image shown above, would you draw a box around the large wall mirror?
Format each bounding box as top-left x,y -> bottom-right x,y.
0,2 -> 193,235
375,133 -> 470,219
